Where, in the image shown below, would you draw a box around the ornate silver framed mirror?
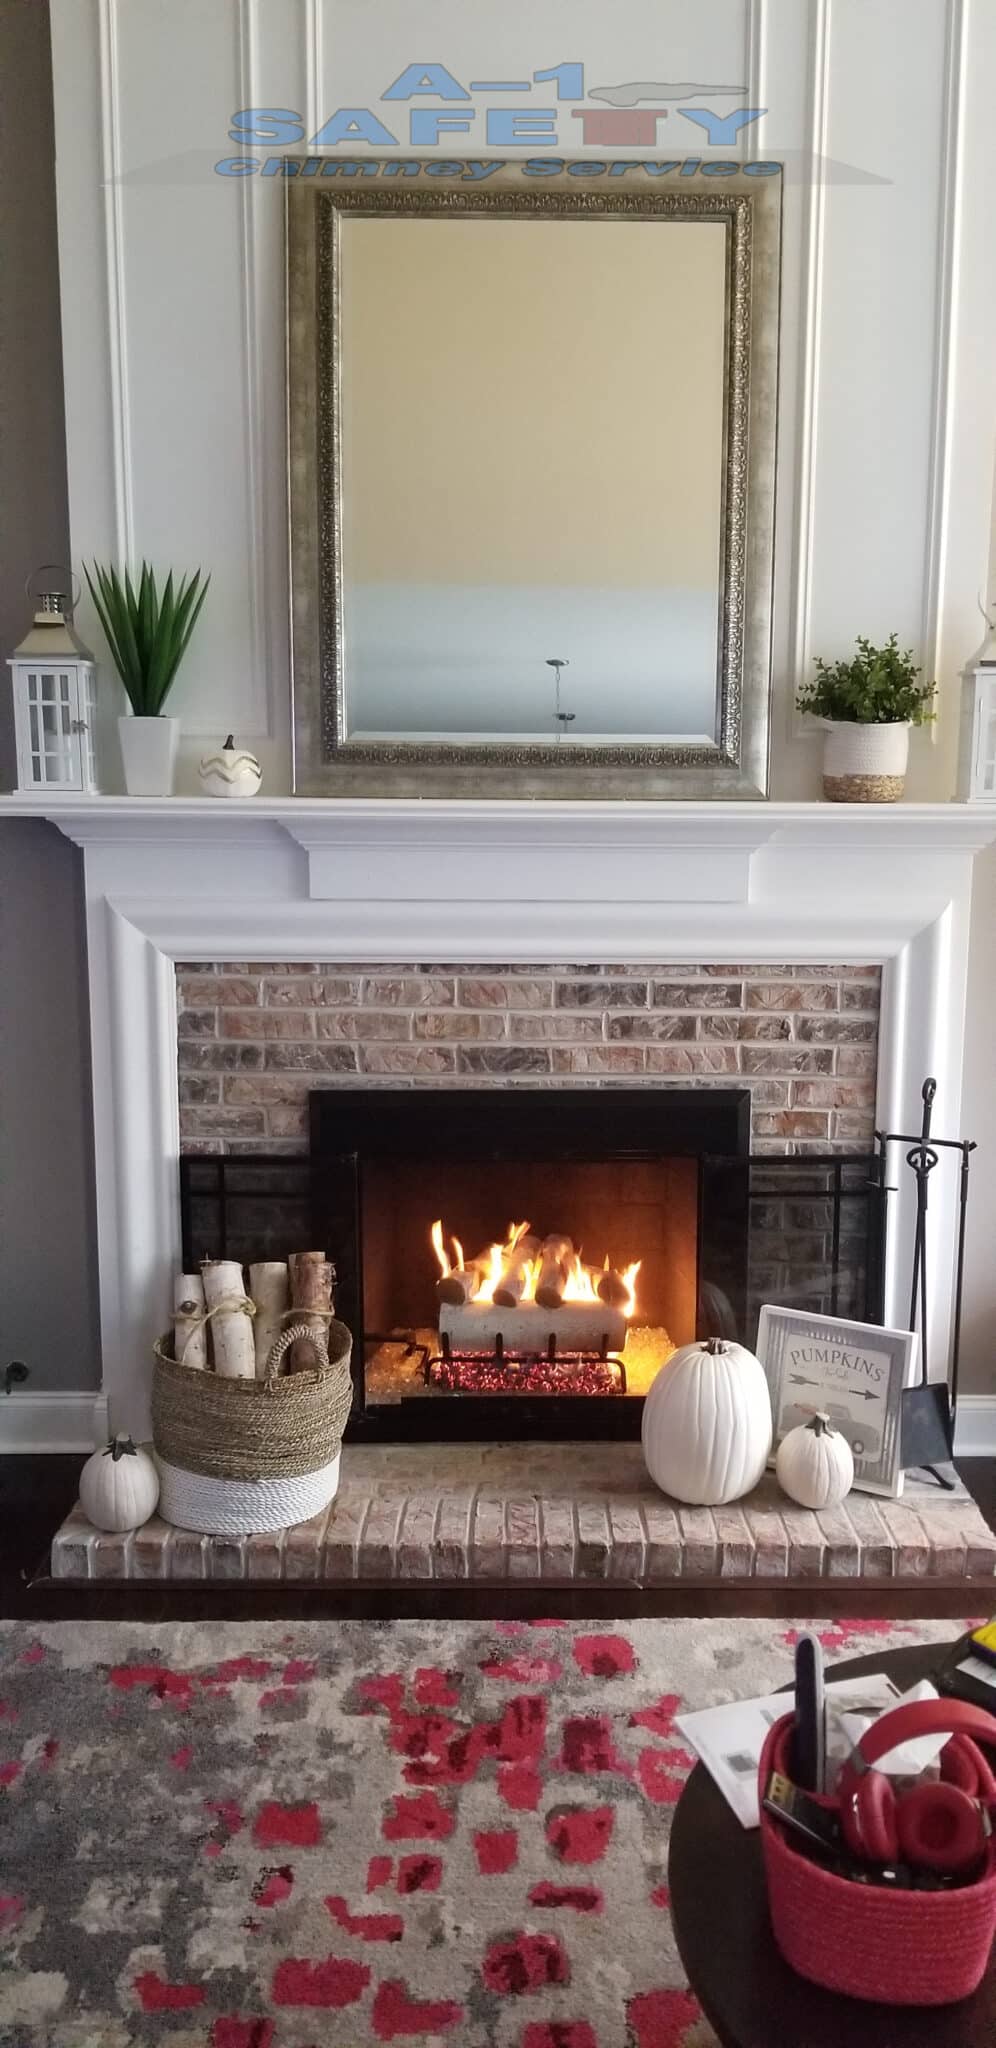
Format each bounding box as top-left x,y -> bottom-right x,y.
287,163 -> 781,798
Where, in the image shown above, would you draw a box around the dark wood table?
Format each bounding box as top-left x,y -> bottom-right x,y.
669,1640 -> 996,2047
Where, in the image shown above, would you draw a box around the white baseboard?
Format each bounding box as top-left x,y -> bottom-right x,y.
0,1391 -> 109,1454
1,1388 -> 993,1460
954,1396 -> 996,1457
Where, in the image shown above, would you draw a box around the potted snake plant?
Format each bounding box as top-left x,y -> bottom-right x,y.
797,634 -> 935,801
84,561 -> 210,795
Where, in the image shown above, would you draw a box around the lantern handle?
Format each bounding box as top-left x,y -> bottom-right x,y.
25,564 -> 81,614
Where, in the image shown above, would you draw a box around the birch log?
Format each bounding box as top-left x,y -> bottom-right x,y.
201,1259 -> 255,1379
173,1273 -> 207,1370
535,1234 -> 575,1310
288,1251 -> 334,1373
492,1234 -> 541,1309
250,1260 -> 290,1379
597,1265 -> 631,1309
436,1248 -> 491,1308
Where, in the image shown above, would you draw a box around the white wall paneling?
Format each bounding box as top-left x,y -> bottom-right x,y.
36,0 -> 996,1411
920,0 -> 967,696
784,0 -> 830,731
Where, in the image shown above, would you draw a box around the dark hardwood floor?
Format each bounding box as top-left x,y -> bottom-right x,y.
2,1455 -> 996,1623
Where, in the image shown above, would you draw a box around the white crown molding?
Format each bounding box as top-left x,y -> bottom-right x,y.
0,1392 -> 109,1456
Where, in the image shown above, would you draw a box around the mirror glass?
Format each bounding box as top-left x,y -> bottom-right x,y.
339,215 -> 728,746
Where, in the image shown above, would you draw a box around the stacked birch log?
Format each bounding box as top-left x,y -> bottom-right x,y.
172,1252 -> 336,1379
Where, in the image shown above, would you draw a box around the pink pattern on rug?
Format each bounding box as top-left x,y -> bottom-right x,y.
253,1801 -> 321,1847
573,1635 -> 637,1679
396,1854 -> 443,1893
482,1930 -> 571,1994
474,1827 -> 519,1874
626,1986 -> 703,2046
134,1970 -> 205,2011
382,1789 -> 454,1840
210,2022 -> 275,2048
371,1977 -> 464,2037
271,1956 -> 370,2007
546,1806 -> 615,1864
521,2024 -> 598,2048
325,1894 -> 404,1942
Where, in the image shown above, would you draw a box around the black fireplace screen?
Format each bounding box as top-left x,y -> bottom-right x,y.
179,1087 -> 886,1443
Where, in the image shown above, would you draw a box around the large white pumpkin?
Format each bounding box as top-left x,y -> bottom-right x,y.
79,1436 -> 160,1532
641,1337 -> 773,1505
776,1410 -> 854,1509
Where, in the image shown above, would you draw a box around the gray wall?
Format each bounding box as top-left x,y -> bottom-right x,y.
1,0 -> 100,1392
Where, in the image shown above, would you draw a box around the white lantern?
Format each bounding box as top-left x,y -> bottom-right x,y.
7,583 -> 98,794
956,620 -> 996,803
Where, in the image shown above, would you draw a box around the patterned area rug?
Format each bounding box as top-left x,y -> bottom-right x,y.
0,1616 -> 967,2047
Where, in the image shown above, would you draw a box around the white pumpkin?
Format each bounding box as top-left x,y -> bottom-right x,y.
198,735 -> 262,798
79,1436 -> 160,1532
776,1410 -> 854,1509
641,1336 -> 773,1506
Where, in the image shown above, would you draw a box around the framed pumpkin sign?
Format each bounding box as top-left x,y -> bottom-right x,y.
756,1306 -> 917,1499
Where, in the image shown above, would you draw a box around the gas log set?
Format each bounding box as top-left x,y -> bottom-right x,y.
429,1219 -> 641,1394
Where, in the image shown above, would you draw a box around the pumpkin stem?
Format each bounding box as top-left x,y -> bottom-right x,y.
703,1338 -> 728,1356
106,1434 -> 138,1461
806,1409 -> 833,1436
224,734 -> 235,750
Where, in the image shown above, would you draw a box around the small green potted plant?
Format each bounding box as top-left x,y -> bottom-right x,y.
797,635 -> 935,801
84,561 -> 209,795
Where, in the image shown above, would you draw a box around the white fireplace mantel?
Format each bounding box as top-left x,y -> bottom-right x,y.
5,793 -> 996,1440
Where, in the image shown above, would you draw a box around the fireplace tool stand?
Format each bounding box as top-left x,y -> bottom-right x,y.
875,1078 -> 976,1490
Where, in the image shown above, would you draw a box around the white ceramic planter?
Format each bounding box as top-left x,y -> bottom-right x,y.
118,715 -> 179,796
822,719 -> 909,801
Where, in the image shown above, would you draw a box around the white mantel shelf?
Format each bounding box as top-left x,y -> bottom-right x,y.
5,790 -> 996,1441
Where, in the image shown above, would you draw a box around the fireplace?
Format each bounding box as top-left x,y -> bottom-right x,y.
306,1087 -> 750,1439
180,1082 -> 887,1444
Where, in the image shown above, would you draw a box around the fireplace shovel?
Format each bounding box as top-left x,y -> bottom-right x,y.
894,1080 -> 974,1487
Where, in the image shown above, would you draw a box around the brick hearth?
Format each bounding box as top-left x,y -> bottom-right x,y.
51,1449 -> 996,1586
176,962 -> 881,1156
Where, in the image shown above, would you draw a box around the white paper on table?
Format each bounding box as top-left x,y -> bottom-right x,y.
838,1678 -> 945,1780
676,1672 -> 901,1828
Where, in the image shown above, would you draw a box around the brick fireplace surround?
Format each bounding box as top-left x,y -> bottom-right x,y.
176,962 -> 881,1155
6,795 -> 996,1606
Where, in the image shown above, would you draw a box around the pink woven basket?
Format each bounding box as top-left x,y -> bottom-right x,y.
759,1714 -> 996,2006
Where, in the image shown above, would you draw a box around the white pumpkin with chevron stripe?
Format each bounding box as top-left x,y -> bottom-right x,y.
641,1336 -> 773,1506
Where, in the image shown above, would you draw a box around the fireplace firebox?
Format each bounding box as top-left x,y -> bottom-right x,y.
312,1087 -> 750,1441
179,1086 -> 887,1444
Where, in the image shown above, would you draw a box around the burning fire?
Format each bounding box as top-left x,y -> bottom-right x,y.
430,1218 -> 640,1318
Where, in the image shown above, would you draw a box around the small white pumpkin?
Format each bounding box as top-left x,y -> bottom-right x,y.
641,1336 -> 773,1506
198,734 -> 262,799
79,1435 -> 160,1532
776,1409 -> 854,1510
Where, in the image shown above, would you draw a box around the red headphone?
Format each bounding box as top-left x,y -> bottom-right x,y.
837,1699 -> 996,1876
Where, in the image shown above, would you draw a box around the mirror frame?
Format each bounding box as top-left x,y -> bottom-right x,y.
287,162 -> 781,799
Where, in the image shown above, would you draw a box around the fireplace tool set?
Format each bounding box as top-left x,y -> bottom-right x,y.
875,1078 -> 976,1487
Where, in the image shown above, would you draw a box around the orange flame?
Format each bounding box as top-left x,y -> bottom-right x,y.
433,1218 -> 641,1319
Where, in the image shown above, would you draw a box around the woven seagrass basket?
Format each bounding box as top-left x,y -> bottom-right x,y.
151,1319 -> 353,1536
